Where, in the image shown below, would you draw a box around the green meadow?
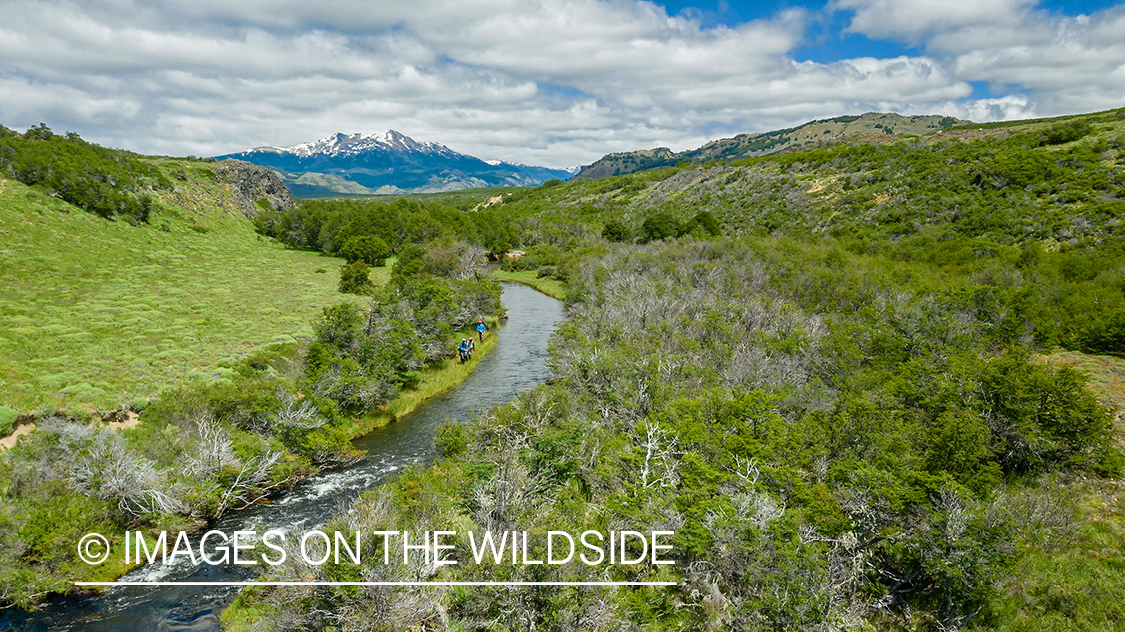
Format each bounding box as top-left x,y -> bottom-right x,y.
0,176 -> 351,415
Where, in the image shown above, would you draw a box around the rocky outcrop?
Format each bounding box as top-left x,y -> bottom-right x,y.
215,159 -> 295,218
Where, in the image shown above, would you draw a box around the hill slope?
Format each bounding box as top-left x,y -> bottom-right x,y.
0,134 -> 350,415
215,130 -> 574,197
573,112 -> 963,178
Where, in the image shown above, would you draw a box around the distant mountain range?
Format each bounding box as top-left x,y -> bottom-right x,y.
572,112 -> 965,179
215,130 -> 575,197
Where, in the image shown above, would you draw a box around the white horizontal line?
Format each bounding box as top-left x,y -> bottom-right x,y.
75,581 -> 676,587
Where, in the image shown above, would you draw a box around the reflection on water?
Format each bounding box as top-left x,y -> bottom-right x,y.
0,283 -> 564,632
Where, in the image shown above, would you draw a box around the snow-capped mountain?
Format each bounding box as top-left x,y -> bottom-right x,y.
215,131 -> 573,197
261,131 -> 455,159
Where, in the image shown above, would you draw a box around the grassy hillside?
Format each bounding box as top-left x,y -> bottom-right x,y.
0,165 -> 349,415
0,130 -> 514,608
499,107 -> 1125,354
573,112 -> 964,178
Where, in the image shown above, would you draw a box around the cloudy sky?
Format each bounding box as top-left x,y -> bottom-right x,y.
1,0 -> 1123,167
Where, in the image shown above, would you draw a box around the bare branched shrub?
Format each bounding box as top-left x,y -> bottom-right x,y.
638,421 -> 679,488
472,457 -> 541,533
455,243 -> 487,280
68,431 -> 186,517
214,449 -> 284,515
185,414 -> 240,477
271,400 -> 326,431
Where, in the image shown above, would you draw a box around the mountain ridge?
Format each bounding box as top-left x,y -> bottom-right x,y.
573,112 -> 965,179
215,130 -> 573,197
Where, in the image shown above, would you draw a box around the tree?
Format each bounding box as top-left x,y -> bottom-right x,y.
602,218 -> 632,242
341,235 -> 391,266
640,212 -> 680,242
338,262 -> 374,295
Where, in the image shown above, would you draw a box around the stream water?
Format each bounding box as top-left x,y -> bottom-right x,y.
1,282 -> 564,632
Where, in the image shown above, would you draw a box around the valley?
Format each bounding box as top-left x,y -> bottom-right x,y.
0,106 -> 1124,631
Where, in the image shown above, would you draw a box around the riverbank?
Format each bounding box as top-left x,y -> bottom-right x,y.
490,269 -> 567,300
337,326 -> 500,439
0,326 -> 500,609
220,282 -> 566,632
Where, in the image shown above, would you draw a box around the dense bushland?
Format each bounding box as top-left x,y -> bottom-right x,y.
0,344 -> 357,606
229,239 -> 1119,631
0,233 -> 503,607
0,124 -> 169,223
309,260 -> 502,410
254,197 -> 527,258
493,109 -> 1125,355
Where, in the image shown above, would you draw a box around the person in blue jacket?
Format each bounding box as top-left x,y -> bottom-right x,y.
458,338 -> 471,363
476,319 -> 487,342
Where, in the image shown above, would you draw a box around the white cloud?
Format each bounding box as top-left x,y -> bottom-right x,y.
0,0 -> 1121,167
837,0 -> 1039,41
840,0 -> 1125,118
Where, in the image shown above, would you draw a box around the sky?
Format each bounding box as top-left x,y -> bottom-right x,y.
1,0 -> 1123,168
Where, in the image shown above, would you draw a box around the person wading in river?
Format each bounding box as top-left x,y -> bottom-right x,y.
476,319 -> 487,342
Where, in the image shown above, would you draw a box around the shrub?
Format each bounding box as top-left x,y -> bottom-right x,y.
338,262 -> 374,295
602,218 -> 632,242
0,406 -> 17,437
1040,120 -> 1091,146
341,235 -> 391,267
640,212 -> 680,242
434,421 -> 469,458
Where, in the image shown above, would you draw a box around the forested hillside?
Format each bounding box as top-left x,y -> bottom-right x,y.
572,112 -> 964,179
501,108 -> 1125,356
228,108 -> 1125,631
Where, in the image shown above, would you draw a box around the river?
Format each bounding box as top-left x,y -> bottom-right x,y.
0,282 -> 565,632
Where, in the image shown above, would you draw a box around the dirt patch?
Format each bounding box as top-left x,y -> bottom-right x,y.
806,177 -> 837,194
0,422 -> 37,450
472,195 -> 505,211
0,410 -> 141,450
106,410 -> 140,431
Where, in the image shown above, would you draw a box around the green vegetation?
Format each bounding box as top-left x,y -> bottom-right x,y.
0,407 -> 16,438
490,269 -> 567,300
229,238 -> 1122,631
489,108 -> 1125,356
228,108 -> 1125,631
340,328 -> 500,438
0,176 -> 345,414
0,124 -> 165,223
5,107 -> 1125,627
256,196 -> 524,258
0,127 -> 510,608
0,342 -> 364,607
340,233 -> 390,266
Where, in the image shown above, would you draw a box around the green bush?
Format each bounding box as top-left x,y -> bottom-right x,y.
341,234 -> 391,266
0,406 -> 17,437
0,124 -> 161,223
602,218 -> 632,242
640,211 -> 680,242
338,262 -> 374,295
434,421 -> 469,458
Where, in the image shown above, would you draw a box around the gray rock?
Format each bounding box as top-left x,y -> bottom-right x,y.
214,159 -> 295,218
